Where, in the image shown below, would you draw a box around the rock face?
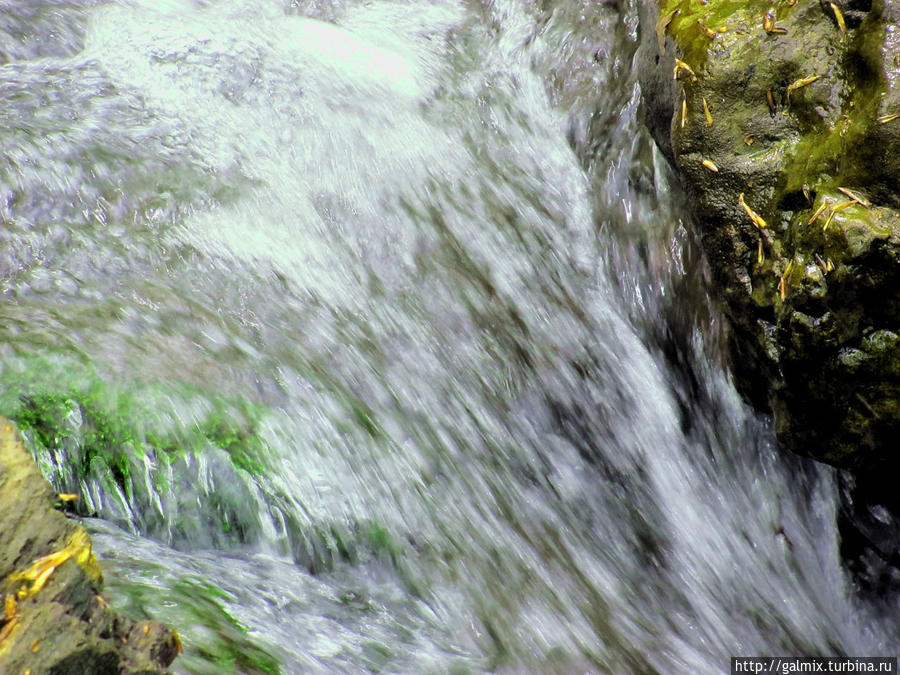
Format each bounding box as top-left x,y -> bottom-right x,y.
0,417 -> 180,674
639,0 -> 900,470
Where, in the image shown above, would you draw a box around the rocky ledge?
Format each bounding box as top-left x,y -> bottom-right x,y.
0,416 -> 180,674
637,0 -> 900,592
639,0 -> 900,471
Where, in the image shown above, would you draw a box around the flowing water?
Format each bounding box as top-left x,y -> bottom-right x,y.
1,0 -> 897,672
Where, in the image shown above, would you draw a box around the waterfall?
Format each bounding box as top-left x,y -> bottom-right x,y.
1,0 -> 896,672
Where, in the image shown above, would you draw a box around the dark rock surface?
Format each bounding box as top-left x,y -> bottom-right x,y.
637,0 -> 900,593
0,416 -> 180,674
638,0 -> 900,471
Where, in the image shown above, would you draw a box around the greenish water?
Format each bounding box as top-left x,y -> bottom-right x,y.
1,0 -> 897,672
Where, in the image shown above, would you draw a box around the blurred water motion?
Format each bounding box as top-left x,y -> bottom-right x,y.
0,0 -> 896,672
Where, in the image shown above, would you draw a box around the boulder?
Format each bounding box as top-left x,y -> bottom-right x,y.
639,0 -> 900,470
0,416 -> 180,674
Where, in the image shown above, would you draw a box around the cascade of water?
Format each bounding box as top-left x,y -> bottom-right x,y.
1,0 -> 896,672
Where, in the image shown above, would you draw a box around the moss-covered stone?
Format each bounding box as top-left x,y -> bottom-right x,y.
0,416 -> 180,673
0,358 -> 273,548
640,0 -> 900,469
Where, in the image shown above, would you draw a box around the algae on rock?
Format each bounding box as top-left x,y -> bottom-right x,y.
640,0 -> 900,469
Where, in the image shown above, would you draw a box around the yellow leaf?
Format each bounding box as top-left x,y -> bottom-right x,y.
172,629 -> 185,655
697,20 -> 716,38
830,2 -> 846,39
0,616 -> 17,644
10,528 -> 96,598
807,201 -> 828,224
823,200 -> 856,231
739,193 -> 768,229
703,98 -> 713,126
674,59 -> 697,81
4,595 -> 15,621
837,187 -> 871,207
779,260 -> 794,301
786,75 -> 820,105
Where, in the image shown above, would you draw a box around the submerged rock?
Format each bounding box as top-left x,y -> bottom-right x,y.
0,416 -> 180,674
639,0 -> 900,470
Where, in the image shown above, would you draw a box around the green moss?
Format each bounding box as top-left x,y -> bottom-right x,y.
361,640 -> 394,671
102,571 -> 282,675
174,580 -> 281,675
361,520 -> 401,564
662,0 -> 773,73
289,517 -> 408,576
0,353 -> 275,547
656,0 -> 900,464
2,354 -> 273,481
662,0 -> 889,204
14,389 -> 138,496
781,91 -> 884,203
775,9 -> 888,241
198,402 -> 269,476
351,403 -> 380,439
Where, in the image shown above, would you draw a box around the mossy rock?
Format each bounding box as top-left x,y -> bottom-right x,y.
639,0 -> 900,468
0,417 -> 180,673
0,359 -> 273,549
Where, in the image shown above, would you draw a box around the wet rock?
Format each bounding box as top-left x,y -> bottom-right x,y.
838,468 -> 900,599
638,0 -> 900,470
0,416 -> 179,674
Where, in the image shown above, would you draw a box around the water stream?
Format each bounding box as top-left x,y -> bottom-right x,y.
1,0 -> 897,672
